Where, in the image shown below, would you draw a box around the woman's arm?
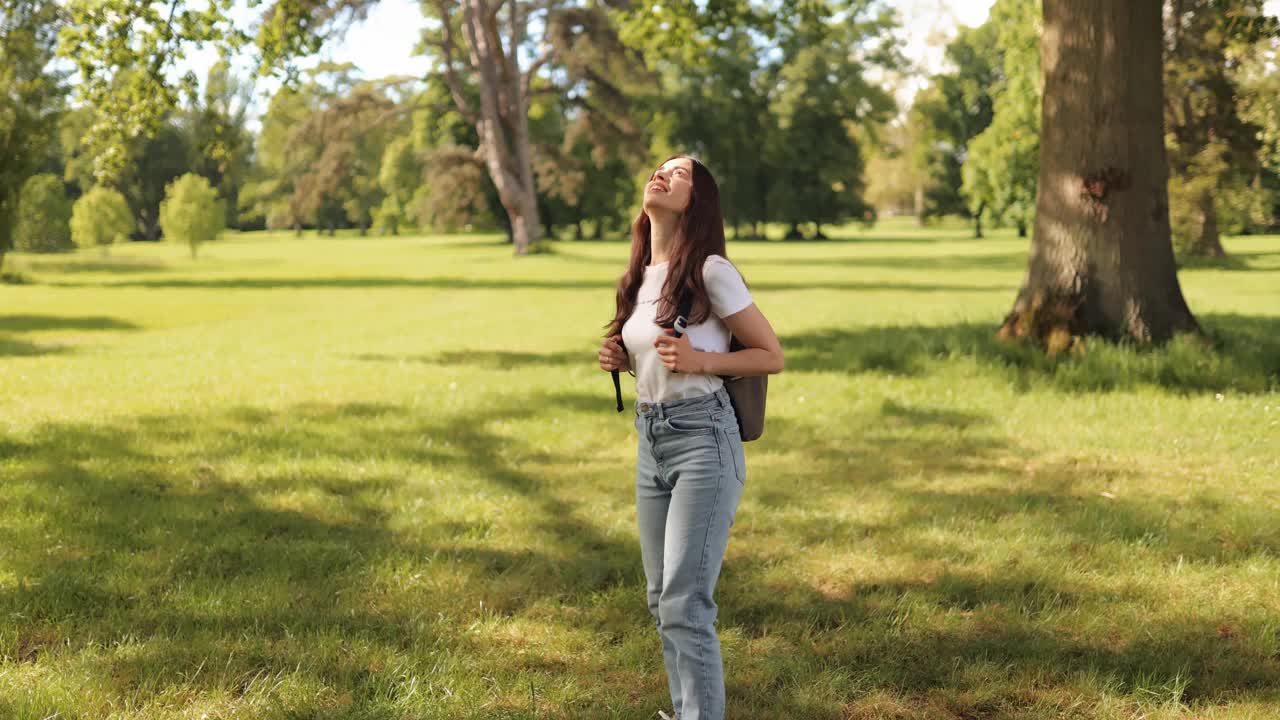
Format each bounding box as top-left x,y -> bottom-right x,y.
653,304 -> 784,376
700,303 -> 784,377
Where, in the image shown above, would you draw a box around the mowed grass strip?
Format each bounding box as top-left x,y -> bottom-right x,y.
1,218 -> 1278,719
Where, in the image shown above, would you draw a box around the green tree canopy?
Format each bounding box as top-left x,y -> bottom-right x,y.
1164,0 -> 1277,256
961,0 -> 1041,237
0,0 -> 67,270
910,20 -> 1000,227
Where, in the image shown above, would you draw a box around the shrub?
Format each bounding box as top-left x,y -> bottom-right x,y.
14,174 -> 73,252
159,173 -> 225,259
70,186 -> 134,254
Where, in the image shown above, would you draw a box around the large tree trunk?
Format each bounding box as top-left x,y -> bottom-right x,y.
1000,0 -> 1199,348
440,0 -> 542,256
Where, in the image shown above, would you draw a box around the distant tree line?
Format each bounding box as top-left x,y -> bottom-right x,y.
1,0 -> 907,265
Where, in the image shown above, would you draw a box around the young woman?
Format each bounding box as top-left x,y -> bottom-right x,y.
598,155 -> 784,720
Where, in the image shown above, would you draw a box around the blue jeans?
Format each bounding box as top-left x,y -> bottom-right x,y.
635,387 -> 746,720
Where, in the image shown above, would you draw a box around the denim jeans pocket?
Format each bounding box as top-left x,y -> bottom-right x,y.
664,411 -> 714,435
719,425 -> 746,486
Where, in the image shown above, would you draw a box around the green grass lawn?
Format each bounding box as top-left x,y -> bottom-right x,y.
2,218 -> 1278,719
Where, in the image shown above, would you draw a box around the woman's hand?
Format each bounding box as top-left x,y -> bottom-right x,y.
654,329 -> 704,373
599,334 -> 628,372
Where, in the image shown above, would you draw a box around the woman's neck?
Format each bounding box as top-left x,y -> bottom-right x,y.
648,211 -> 681,265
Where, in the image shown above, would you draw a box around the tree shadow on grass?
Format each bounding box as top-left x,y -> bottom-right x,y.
354,349 -> 590,369
16,258 -> 173,274
0,314 -> 141,357
47,274 -> 1018,295
0,392 -> 638,714
0,315 -> 140,332
0,337 -> 65,357
4,390 -> 1277,716
782,313 -> 1280,393
1178,248 -> 1280,271
48,275 -> 616,291
719,409 -> 1280,717
766,250 -> 1029,272
750,280 -> 1016,293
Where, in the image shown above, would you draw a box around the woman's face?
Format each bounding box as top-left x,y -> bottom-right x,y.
643,157 -> 694,215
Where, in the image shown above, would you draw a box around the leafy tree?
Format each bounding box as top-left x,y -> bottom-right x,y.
962,0 -> 1040,237
70,186 -> 133,255
58,106 -> 97,192
240,83 -> 313,233
769,3 -> 897,238
1235,36 -> 1280,229
330,1 -> 594,253
303,0 -> 661,252
619,1 -> 899,239
160,173 -> 224,258
14,174 -> 72,252
186,60 -> 254,229
121,120 -> 195,241
0,0 -> 67,271
406,75 -> 503,235
411,144 -> 499,232
55,0 -> 242,183
911,21 -> 1000,232
243,68 -> 397,237
664,25 -> 777,239
376,136 -> 420,235
1164,0 -> 1276,257
291,79 -> 394,235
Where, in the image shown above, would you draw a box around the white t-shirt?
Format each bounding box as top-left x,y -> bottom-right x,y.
621,254 -> 754,403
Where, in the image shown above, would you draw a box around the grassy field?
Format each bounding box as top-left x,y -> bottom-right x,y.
1,218 -> 1278,719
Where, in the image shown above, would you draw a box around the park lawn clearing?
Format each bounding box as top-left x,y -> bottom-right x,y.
1,218 -> 1278,719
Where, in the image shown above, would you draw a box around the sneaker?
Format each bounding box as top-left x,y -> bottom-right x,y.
657,712 -> 678,720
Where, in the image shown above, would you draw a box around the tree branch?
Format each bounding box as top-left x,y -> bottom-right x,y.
148,0 -> 183,82
505,0 -> 524,120
522,43 -> 555,104
431,0 -> 480,125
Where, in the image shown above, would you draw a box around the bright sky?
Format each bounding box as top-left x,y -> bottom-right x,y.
309,0 -> 997,82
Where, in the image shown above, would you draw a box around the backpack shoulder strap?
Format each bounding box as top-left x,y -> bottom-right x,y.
675,286 -> 694,329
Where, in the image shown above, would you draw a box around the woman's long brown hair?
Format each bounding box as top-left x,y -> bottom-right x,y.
606,154 -> 729,338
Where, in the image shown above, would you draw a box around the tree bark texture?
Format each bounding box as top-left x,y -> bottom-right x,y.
1001,0 -> 1199,347
451,0 -> 542,256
